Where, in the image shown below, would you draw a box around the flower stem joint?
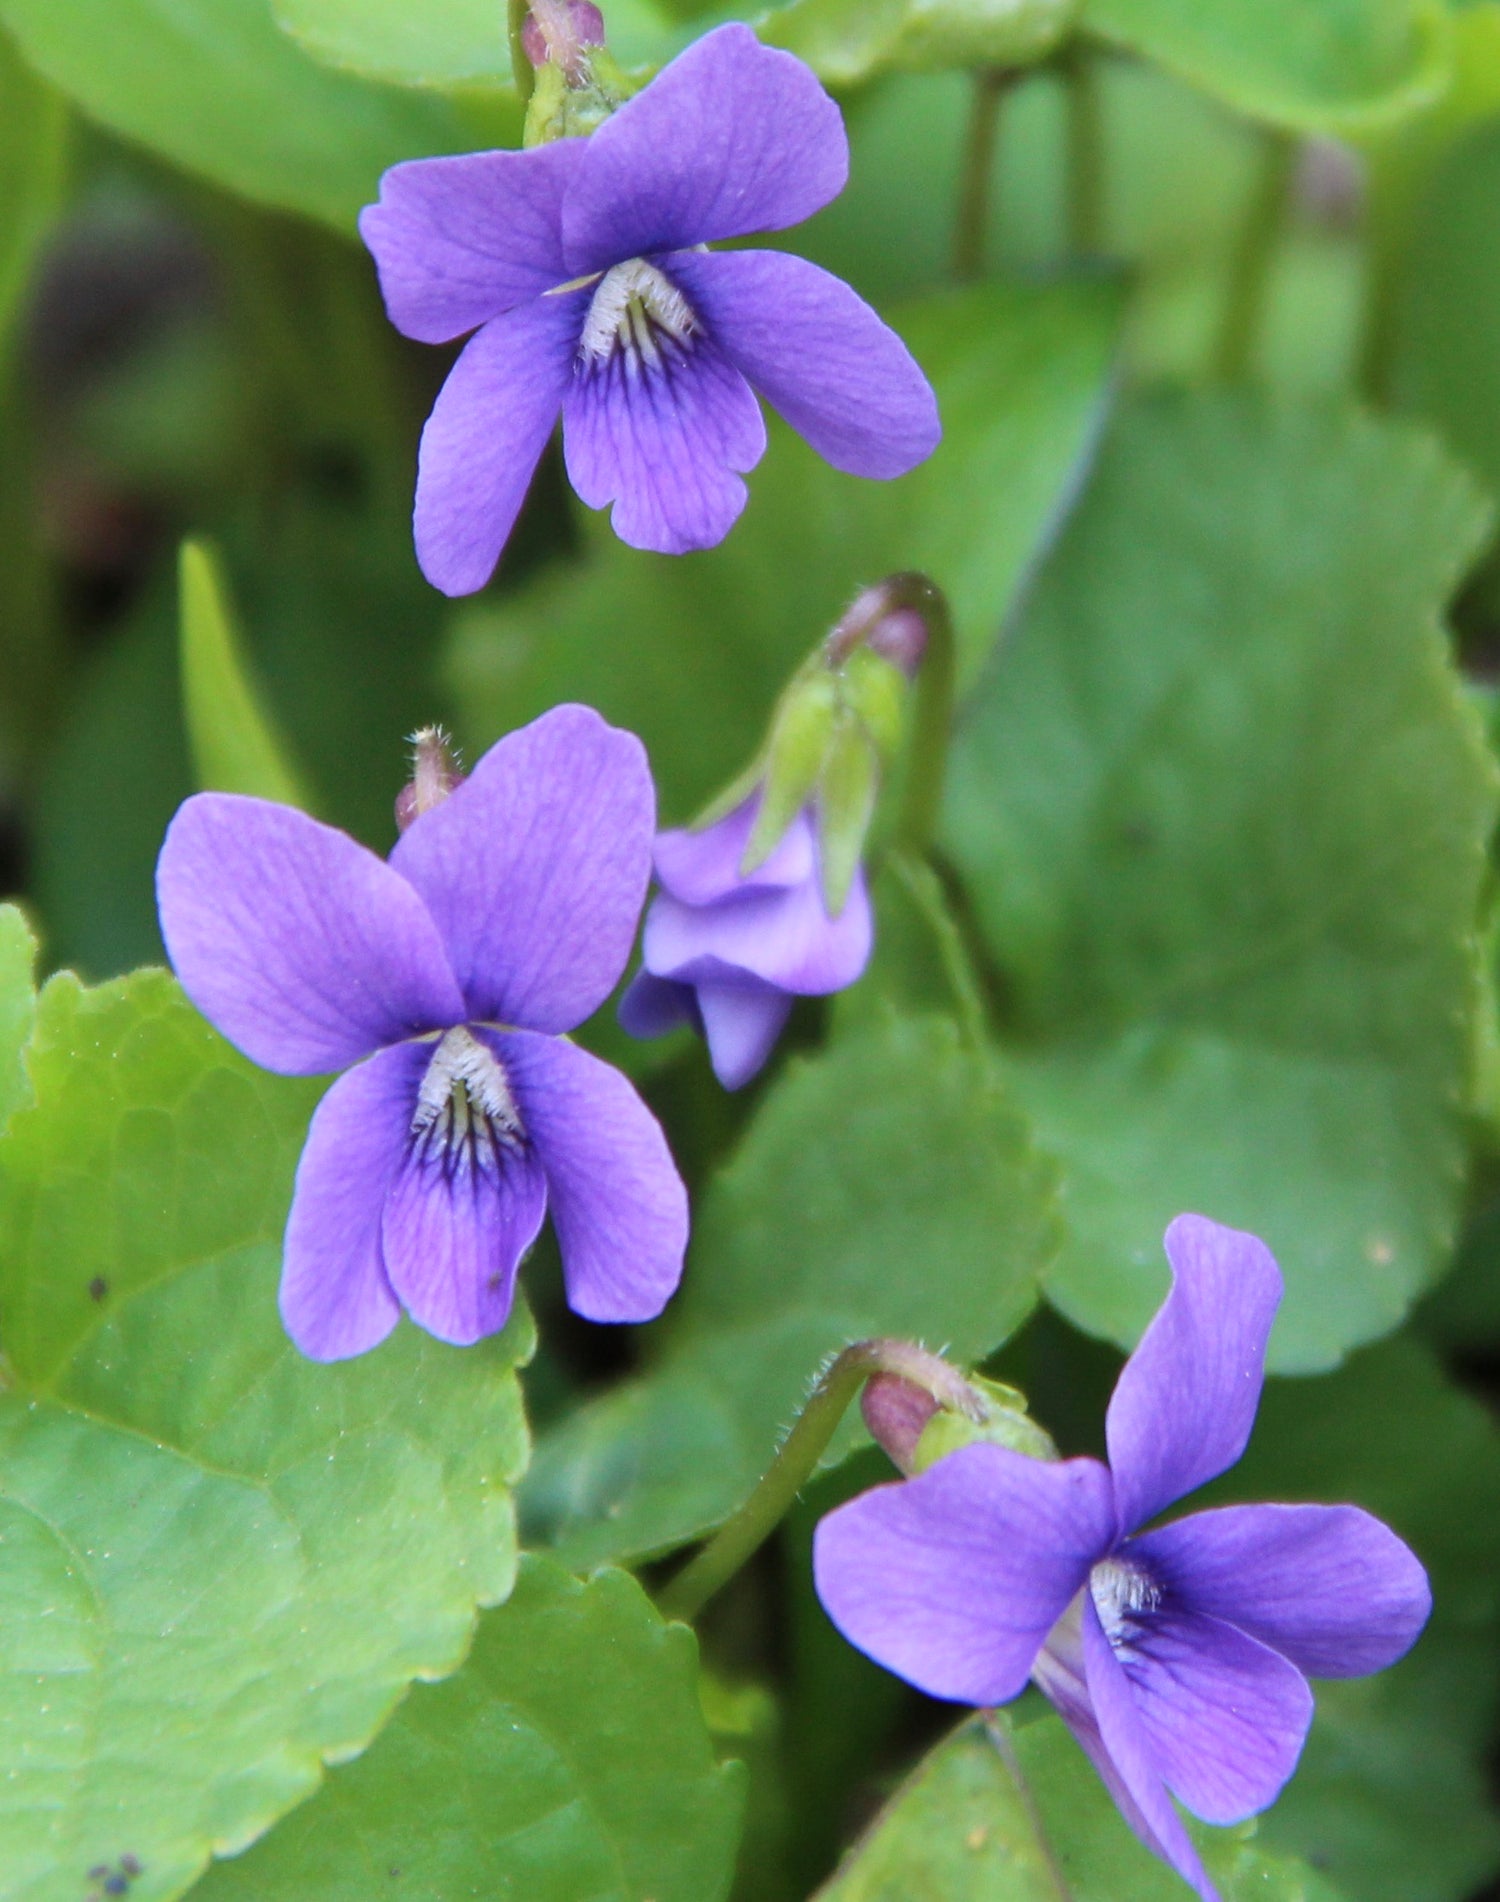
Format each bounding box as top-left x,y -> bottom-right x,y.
619,575 -> 948,1088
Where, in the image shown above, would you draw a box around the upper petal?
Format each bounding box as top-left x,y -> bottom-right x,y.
390,705 -> 655,1034
563,23 -> 847,270
642,867 -> 872,993
1107,1214 -> 1283,1536
414,290 -> 584,597
812,1444 -> 1117,1707
157,793 -> 465,1076
1130,1502 -> 1432,1679
1033,1597 -> 1217,1902
360,140 -> 581,344
654,799 -> 815,904
497,1029 -> 688,1323
562,329 -> 765,554
1111,1604 -> 1313,1826
280,1045 -> 418,1361
669,249 -> 940,480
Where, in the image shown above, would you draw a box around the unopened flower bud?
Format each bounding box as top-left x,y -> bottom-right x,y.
395,726 -> 464,832
520,0 -> 605,77
910,1374 -> 1059,1473
519,0 -> 632,146
861,1372 -> 940,1474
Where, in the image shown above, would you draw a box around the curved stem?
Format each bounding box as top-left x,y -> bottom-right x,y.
659,1339 -> 985,1624
953,69 -> 1013,283
1215,131 -> 1295,383
892,578 -> 957,862
1061,47 -> 1105,256
887,851 -> 988,1053
508,0 -> 535,104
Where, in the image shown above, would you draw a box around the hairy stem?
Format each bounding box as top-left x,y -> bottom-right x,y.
659,1340 -> 985,1624
954,69 -> 1013,282
887,851 -> 989,1052
1215,131 -> 1296,382
892,577 -> 957,862
507,0 -> 535,103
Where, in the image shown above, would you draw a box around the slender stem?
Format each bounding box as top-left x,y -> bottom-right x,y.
508,0 -> 535,103
986,1715 -> 1076,1902
887,851 -> 988,1053
659,1340 -> 985,1624
1062,48 -> 1104,256
953,69 -> 1012,283
892,578 -> 957,862
1215,131 -> 1296,383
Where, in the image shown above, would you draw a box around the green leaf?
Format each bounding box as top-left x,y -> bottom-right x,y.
179,540 -> 316,810
273,0 -> 689,86
1197,1336 -> 1500,1901
523,1014 -> 1060,1569
946,395 -> 1497,1372
0,968 -> 533,1900
817,1715 -> 1345,1901
758,0 -> 1077,84
0,29 -> 67,356
1079,0 -> 1452,135
0,903 -> 36,1133
191,1556 -> 744,1902
0,0 -> 490,232
446,280 -> 1122,820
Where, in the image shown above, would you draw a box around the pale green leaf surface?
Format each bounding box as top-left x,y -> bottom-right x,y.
523,1015 -> 1060,1569
191,1556 -> 744,1902
0,31 -> 67,356
0,0 -> 484,231
0,969 -> 533,1901
1080,0 -> 1452,134
446,280 -> 1122,820
947,395 -> 1497,1371
816,1716 -> 1344,1901
0,905 -> 37,1133
179,541 -> 315,810
759,0 -> 1076,83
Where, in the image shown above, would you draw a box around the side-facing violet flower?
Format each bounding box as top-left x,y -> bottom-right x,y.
359,23 -> 940,594
813,1215 -> 1431,1901
156,704 -> 687,1360
618,791 -> 871,1089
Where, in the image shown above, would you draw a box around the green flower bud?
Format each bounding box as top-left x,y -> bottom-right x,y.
816,715 -> 880,917
910,1374 -> 1059,1472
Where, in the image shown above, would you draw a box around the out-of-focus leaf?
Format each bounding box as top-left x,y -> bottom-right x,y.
193,1556 -> 743,1902
0,30 -> 66,353
274,0 -> 687,85
816,1715 -> 1344,1900
759,0 -> 1077,84
0,904 -> 35,1132
948,395 -> 1496,1372
0,0 -> 488,232
523,1014 -> 1059,1569
179,540 -> 315,810
448,279 -> 1122,820
1195,1336 -> 1500,1901
0,968 -> 532,1901
1080,0 -> 1451,135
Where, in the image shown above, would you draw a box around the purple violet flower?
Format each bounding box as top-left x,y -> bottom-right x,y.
156,704 -> 688,1361
618,792 -> 872,1089
812,1215 -> 1431,1901
359,23 -> 940,595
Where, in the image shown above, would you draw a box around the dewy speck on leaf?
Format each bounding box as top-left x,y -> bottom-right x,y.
359,24 -> 940,594
155,703 -> 688,1360
812,1214 -> 1433,1902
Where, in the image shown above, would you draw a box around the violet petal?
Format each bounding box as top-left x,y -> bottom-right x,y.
643,865 -> 872,993
1080,1595 -> 1222,1902
670,248 -> 940,479
157,793 -> 465,1076
497,1028 -> 688,1322
654,799 -> 815,903
381,1087 -> 550,1347
563,23 -> 847,272
617,970 -> 700,1041
1113,1603 -> 1313,1826
1107,1214 -> 1282,1536
413,289 -> 584,597
812,1444 -> 1116,1707
562,330 -> 766,554
280,1044 -> 421,1360
1130,1502 -> 1432,1679
696,979 -> 793,1089
359,140 -> 581,344
390,704 -> 654,1035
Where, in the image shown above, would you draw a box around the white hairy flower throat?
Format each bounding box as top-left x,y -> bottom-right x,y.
412,1026 -> 524,1169
576,258 -> 697,372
